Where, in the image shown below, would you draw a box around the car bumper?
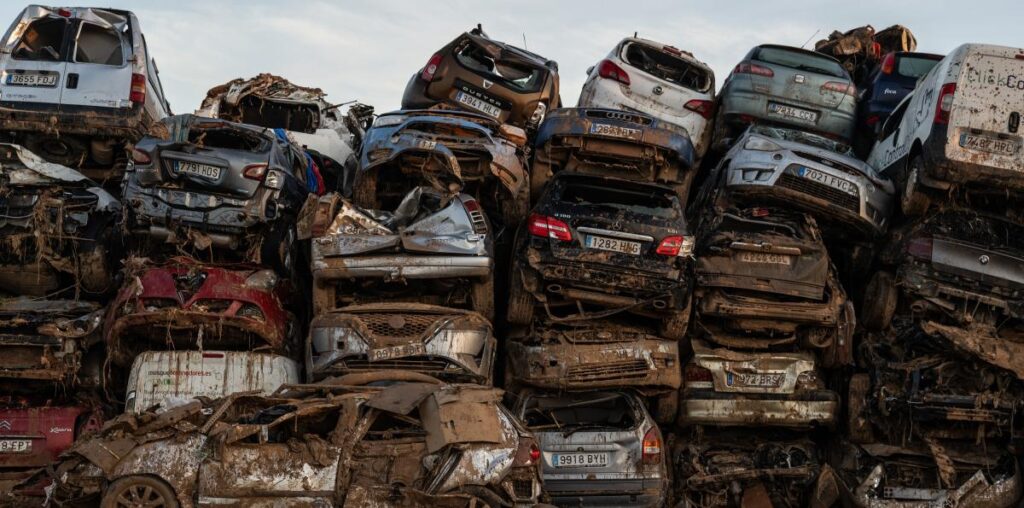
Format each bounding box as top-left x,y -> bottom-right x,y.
506,338 -> 681,390
721,89 -> 856,140
680,388 -> 838,427
697,286 -> 840,326
125,183 -> 277,246
920,124 -> 1024,191
313,255 -> 492,280
0,335 -> 78,383
107,311 -> 286,364
545,477 -> 667,507
852,464 -> 1022,508
522,255 -> 687,311
0,102 -> 149,139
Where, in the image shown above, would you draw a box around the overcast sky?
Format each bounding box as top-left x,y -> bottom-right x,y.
3,1 -> 1018,114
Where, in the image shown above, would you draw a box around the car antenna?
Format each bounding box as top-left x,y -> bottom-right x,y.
634,31 -> 638,38
323,99 -> 357,112
522,33 -> 528,50
800,29 -> 821,49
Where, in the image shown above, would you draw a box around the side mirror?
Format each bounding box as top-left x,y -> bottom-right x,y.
586,66 -> 594,76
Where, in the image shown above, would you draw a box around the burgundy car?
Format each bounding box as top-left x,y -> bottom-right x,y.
104,257 -> 297,367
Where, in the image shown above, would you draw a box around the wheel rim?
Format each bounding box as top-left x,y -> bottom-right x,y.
115,483 -> 168,507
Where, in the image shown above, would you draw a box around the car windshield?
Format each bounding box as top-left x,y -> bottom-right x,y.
754,47 -> 847,78
455,41 -> 545,93
187,126 -> 269,152
524,392 -> 637,434
557,177 -> 680,219
12,16 -> 68,61
896,55 -> 940,79
74,22 -> 124,65
621,42 -> 712,92
750,125 -> 855,157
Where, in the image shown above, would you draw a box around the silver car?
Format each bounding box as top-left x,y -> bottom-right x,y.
514,389 -> 668,507
719,125 -> 894,236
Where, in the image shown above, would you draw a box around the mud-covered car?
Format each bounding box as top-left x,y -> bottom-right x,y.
309,187 -> 494,319
514,389 -> 668,507
351,109 -> 530,225
0,298 -> 103,386
307,303 -> 495,385
672,429 -> 839,508
47,372 -> 545,507
693,208 -> 855,367
402,26 -> 559,131
505,319 -> 680,422
530,108 -> 696,199
0,143 -> 120,297
104,257 -> 296,367
814,24 -> 918,82
716,125 -> 894,237
124,114 -> 312,274
679,339 -> 839,428
507,173 -> 693,339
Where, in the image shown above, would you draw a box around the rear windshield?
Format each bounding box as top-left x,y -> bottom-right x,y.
12,17 -> 68,61
188,127 -> 269,152
750,125 -> 855,157
523,392 -> 637,432
238,96 -> 320,134
718,212 -> 807,241
557,177 -> 680,219
74,22 -> 124,65
455,41 -> 545,93
896,55 -> 940,79
621,42 -> 712,92
754,46 -> 847,78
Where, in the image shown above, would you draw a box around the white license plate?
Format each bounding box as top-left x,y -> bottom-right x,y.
369,343 -> 426,361
738,251 -> 792,265
768,103 -> 818,123
727,372 -> 785,388
552,452 -> 609,468
0,439 -> 32,453
455,91 -> 502,119
589,123 -> 641,140
585,235 -> 641,255
5,71 -> 58,87
177,161 -> 223,180
797,167 -> 858,196
960,133 -> 1019,156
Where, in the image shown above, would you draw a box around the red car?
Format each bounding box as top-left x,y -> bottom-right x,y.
104,257 -> 297,367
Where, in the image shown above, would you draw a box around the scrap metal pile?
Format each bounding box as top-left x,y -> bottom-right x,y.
0,7 -> 1023,508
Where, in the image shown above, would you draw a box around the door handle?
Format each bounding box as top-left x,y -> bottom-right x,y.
66,73 -> 78,89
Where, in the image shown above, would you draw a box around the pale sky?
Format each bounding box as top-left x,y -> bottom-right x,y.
2,1 -> 1019,114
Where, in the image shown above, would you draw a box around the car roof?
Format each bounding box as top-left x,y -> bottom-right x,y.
754,43 -> 843,64
461,31 -> 556,71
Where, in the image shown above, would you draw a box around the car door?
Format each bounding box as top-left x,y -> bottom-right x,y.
868,96 -> 911,175
61,17 -> 131,110
0,12 -> 71,107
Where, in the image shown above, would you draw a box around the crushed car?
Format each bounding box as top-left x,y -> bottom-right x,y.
351,109 -> 530,226
530,107 -> 697,199
0,297 -> 103,386
815,24 -> 917,82
103,257 -> 297,368
506,173 -> 694,339
854,51 -> 942,155
579,36 -> 716,162
124,114 -> 313,274
309,187 -> 495,320
307,303 -> 495,385
402,25 -> 560,131
46,371 -> 545,507
0,142 -> 120,297
0,6 -> 171,179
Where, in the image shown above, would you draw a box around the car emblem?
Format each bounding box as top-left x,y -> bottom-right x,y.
979,255 -> 990,265
0,420 -> 10,431
482,79 -> 493,90
795,74 -> 805,84
387,315 -> 407,330
652,85 -> 664,95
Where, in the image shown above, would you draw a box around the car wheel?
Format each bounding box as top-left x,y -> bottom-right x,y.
506,267 -> 535,326
847,373 -> 874,444
24,134 -> 88,167
659,296 -> 692,340
900,155 -> 931,216
352,170 -> 379,210
470,275 -> 495,322
860,271 -> 897,331
101,475 -> 179,508
652,391 -> 679,425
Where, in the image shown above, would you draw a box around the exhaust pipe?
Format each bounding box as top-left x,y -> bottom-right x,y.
651,300 -> 668,310
546,284 -> 563,294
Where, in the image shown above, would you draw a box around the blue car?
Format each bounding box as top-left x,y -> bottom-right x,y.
854,51 -> 942,154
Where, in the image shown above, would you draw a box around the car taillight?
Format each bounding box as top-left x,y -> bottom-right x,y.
656,235 -> 691,257
243,163 -> 268,180
865,114 -> 881,127
131,148 -> 151,164
527,213 -> 572,242
202,352 -> 224,359
907,237 -> 933,260
642,426 -> 662,465
935,83 -> 956,125
597,59 -> 630,85
821,81 -> 856,97
514,437 -> 541,466
684,99 -> 714,120
420,53 -> 442,82
462,198 -> 488,234
684,364 -> 712,383
733,62 -> 774,77
880,53 -> 896,75
57,8 -> 71,17
130,73 -> 146,104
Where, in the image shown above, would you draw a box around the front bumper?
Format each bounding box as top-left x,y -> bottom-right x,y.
852,464 -> 1022,508
697,286 -> 840,327
680,388 -> 838,428
720,89 -> 856,140
506,338 -> 680,390
313,255 -> 492,281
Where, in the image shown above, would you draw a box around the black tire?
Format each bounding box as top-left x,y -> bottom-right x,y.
352,170 -> 379,210
847,373 -> 874,444
24,134 -> 88,167
261,221 -> 298,278
101,475 -> 179,508
900,154 -> 931,216
470,275 -> 495,322
506,267 -> 535,326
860,271 -> 897,331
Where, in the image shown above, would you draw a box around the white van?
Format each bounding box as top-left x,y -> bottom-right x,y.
124,351 -> 301,414
0,6 -> 171,175
867,43 -> 1024,215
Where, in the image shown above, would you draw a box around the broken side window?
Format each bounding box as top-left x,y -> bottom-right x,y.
362,410 -> 428,441
188,127 -> 269,153
74,22 -> 124,66
523,392 -> 638,432
557,177 -> 680,219
238,96 -> 320,134
622,42 -> 711,92
12,17 -> 68,62
750,126 -> 854,157
455,42 -> 544,93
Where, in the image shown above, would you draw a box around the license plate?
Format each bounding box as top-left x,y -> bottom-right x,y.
796,167 -> 858,196
369,343 -> 426,361
768,103 -> 818,123
0,439 -> 32,453
960,133 -> 1019,156
552,452 -> 608,468
5,71 -> 58,87
727,372 -> 785,388
585,235 -> 641,255
589,123 -> 642,140
176,161 -> 223,180
455,91 -> 502,119
738,251 -> 792,265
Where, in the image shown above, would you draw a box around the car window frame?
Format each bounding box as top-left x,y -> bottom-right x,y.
71,19 -> 127,67
11,15 -> 72,62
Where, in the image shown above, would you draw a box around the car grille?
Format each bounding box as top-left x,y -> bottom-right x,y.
777,173 -> 859,212
357,313 -> 439,340
511,479 -> 535,499
566,359 -> 650,381
343,358 -> 450,372
548,327 -> 653,344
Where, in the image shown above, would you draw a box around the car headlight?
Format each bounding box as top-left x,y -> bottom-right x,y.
432,326 -> 489,359
372,115 -> 405,128
744,137 -> 782,152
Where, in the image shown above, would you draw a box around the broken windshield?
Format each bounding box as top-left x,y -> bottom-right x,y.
557,177 -> 679,219
74,22 -> 124,65
456,41 -> 545,93
13,17 -> 67,61
622,42 -> 712,92
750,125 -> 855,157
523,392 -> 637,434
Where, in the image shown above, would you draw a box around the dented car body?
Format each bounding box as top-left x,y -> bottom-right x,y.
0,297 -> 102,386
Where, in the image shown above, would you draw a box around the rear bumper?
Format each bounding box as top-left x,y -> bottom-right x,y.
506,339 -> 680,391
920,125 -> 1024,191
313,255 -> 492,281
545,477 -> 667,507
697,286 -> 840,326
522,254 -> 688,311
0,102 -> 150,139
680,388 -> 838,427
720,89 -> 855,140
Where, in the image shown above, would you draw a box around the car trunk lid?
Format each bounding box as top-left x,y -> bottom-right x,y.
0,405 -> 83,468
692,340 -> 815,395
618,41 -> 713,118
948,48 -> 1024,171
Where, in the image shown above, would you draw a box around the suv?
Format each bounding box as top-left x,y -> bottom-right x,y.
402,26 -> 560,131
867,43 -> 1024,216
506,173 -> 694,339
0,6 -> 170,178
579,37 -> 716,160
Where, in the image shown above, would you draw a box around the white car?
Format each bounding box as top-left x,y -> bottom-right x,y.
579,37 -> 715,160
867,43 -> 1024,215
